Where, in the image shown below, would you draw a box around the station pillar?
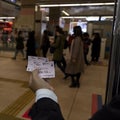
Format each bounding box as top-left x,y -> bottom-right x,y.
47,7 -> 61,35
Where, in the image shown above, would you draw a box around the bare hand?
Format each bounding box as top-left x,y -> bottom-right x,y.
29,69 -> 54,92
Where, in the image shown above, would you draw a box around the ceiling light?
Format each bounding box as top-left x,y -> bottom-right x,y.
86,16 -> 99,21
39,2 -> 114,7
101,16 -> 113,21
62,10 -> 69,16
61,16 -> 87,19
80,3 -> 114,6
101,16 -> 113,18
0,17 -> 15,19
46,16 -> 113,21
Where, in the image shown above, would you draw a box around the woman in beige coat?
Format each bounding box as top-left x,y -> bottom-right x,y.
65,26 -> 84,88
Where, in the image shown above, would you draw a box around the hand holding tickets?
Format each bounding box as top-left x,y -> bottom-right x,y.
27,56 -> 55,78
29,69 -> 54,92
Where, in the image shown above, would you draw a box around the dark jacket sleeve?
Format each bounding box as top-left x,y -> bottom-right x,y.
29,98 -> 64,120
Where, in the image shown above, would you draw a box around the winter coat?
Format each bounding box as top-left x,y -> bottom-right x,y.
91,37 -> 101,58
65,36 -> 84,75
26,37 -> 36,56
41,35 -> 50,50
16,36 -> 24,50
29,98 -> 64,120
51,35 -> 64,61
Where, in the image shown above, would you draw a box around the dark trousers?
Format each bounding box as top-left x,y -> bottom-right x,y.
84,53 -> 89,65
54,60 -> 65,74
61,56 -> 66,69
71,73 -> 81,85
13,49 -> 24,58
42,48 -> 49,57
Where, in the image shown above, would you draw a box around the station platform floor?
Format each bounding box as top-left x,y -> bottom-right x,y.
0,50 -> 108,120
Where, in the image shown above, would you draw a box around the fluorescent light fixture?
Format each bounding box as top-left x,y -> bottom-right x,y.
0,17 -> 15,19
61,16 -> 99,21
61,16 -> 113,19
40,2 -> 114,7
62,10 -> 69,16
35,5 -> 38,12
101,16 -> 113,18
46,16 -> 113,21
101,16 -> 113,20
86,16 -> 99,21
80,2 -> 114,6
61,16 -> 86,19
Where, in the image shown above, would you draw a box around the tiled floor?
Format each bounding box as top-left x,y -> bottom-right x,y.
0,51 -> 108,120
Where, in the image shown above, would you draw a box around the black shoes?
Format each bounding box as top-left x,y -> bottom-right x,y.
69,84 -> 76,88
86,63 -> 91,65
69,83 -> 80,88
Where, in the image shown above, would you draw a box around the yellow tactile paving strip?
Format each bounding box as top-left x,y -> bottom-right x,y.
0,78 -> 34,120
1,90 -> 34,116
0,113 -> 24,120
0,77 -> 28,86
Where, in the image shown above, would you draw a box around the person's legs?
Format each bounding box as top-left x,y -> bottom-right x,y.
42,48 -> 47,57
69,75 -> 76,88
61,55 -> 66,69
84,53 -> 89,65
63,73 -> 69,80
91,56 -> 95,62
12,49 -> 18,59
42,49 -> 46,57
75,73 -> 81,88
20,49 -> 25,59
95,56 -> 99,62
56,61 -> 65,74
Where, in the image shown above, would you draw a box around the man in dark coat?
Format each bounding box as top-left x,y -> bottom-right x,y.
12,31 -> 25,60
91,33 -> 101,62
26,31 -> 36,59
29,69 -> 64,120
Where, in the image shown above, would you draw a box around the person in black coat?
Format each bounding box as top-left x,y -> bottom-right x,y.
83,32 -> 91,65
40,30 -> 50,57
26,31 -> 37,59
91,33 -> 101,62
12,31 -> 25,60
28,69 -> 64,120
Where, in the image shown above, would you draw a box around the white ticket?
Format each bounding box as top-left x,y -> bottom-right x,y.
26,56 -> 55,78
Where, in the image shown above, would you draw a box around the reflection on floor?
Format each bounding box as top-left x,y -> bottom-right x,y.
0,52 -> 108,120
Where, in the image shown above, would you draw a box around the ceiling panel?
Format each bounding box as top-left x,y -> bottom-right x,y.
36,0 -> 114,4
21,0 -> 115,5
21,0 -> 115,17
61,6 -> 114,16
